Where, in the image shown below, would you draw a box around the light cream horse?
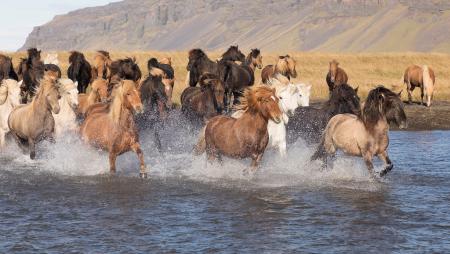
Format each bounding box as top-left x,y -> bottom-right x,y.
8,75 -> 61,159
0,79 -> 22,147
44,52 -> 59,65
53,78 -> 79,137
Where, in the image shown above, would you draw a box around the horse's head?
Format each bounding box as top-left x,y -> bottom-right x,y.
57,78 -> 79,109
241,86 -> 282,123
277,55 -> 297,78
91,78 -> 109,103
120,57 -> 141,82
295,83 -> 311,107
247,48 -> 263,69
121,80 -> 143,114
222,45 -> 246,62
329,83 -> 360,116
364,86 -> 407,129
329,59 -> 340,83
0,79 -> 21,107
39,77 -> 61,114
187,49 -> 206,71
276,84 -> 300,118
27,48 -> 41,61
204,78 -> 225,113
160,57 -> 172,66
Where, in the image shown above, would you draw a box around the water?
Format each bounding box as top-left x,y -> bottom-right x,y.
1,119 -> 449,252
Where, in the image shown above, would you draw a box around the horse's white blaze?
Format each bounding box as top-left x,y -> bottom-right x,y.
0,79 -> 22,147
53,78 -> 79,137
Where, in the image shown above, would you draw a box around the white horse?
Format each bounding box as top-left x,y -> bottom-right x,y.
0,79 -> 22,147
44,52 -> 59,65
53,78 -> 79,137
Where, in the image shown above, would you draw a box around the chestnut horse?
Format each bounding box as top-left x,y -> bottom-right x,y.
404,65 -> 435,107
311,86 -> 407,178
195,86 -> 282,173
91,50 -> 112,80
77,78 -> 109,116
8,75 -> 61,159
326,59 -> 348,93
261,55 -> 297,84
80,80 -> 147,177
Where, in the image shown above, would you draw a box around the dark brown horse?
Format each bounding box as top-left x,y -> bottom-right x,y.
326,59 -> 348,93
287,83 -> 360,144
18,48 -> 44,102
68,51 -> 92,93
0,54 -> 18,81
110,57 -> 142,83
261,55 -> 297,84
147,57 -> 175,107
181,73 -> 225,124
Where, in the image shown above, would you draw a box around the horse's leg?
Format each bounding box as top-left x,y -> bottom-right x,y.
420,85 -> 425,106
131,142 -> 147,179
0,130 -> 5,148
245,153 -> 263,175
406,82 -> 413,104
378,151 -> 393,177
153,123 -> 163,154
362,153 -> 376,179
28,138 -> 36,160
226,90 -> 233,113
108,152 -> 117,174
232,90 -> 242,107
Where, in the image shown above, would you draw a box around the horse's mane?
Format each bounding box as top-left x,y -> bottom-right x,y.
27,48 -> 40,61
69,51 -> 86,64
109,80 -> 136,124
97,50 -> 111,59
245,48 -> 260,63
57,78 -> 77,93
275,55 -> 296,75
362,86 -> 397,127
236,85 -> 275,114
189,49 -> 206,59
422,65 -> 433,90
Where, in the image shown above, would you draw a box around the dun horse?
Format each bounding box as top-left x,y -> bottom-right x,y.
68,51 -> 92,93
80,80 -> 147,177
326,59 -> 348,93
403,65 -> 435,107
53,79 -> 79,137
195,86 -> 282,173
8,75 -> 61,159
0,79 -> 22,147
311,86 -> 407,178
91,50 -> 112,80
261,55 -> 297,84
77,78 -> 109,116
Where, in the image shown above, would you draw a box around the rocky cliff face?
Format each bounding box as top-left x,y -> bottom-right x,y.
19,0 -> 450,52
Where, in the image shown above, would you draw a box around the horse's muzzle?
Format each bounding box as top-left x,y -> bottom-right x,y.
134,105 -> 144,115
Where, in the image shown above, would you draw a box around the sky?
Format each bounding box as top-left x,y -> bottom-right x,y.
0,0 -> 120,51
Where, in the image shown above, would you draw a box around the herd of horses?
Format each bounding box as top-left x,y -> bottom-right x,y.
0,46 -> 436,180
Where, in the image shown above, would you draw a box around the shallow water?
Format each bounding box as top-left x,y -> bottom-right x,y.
0,118 -> 449,252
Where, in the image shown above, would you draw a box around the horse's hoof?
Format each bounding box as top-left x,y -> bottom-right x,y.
139,172 -> 148,179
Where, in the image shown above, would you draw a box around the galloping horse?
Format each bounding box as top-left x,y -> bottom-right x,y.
222,48 -> 263,111
181,74 -> 225,124
53,79 -> 79,137
261,55 -> 297,84
186,46 -> 245,87
195,86 -> 282,173
77,78 -> 109,116
287,83 -> 360,144
404,65 -> 435,107
326,59 -> 348,93
311,86 -> 407,178
91,50 -> 112,80
109,57 -> 141,82
147,57 -> 175,107
18,48 -> 44,102
80,80 -> 147,177
0,54 -> 18,81
0,79 -> 21,147
137,73 -> 169,126
8,75 -> 61,159
68,51 -> 92,93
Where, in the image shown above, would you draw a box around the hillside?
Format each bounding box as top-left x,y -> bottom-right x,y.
19,0 -> 450,52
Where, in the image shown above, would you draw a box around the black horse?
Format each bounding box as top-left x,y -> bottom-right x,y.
18,48 -> 44,102
67,51 -> 92,93
287,84 -> 361,144
0,54 -> 18,81
186,46 -> 245,87
110,57 -> 141,82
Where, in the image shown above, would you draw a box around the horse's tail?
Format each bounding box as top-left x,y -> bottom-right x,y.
422,65 -> 434,106
193,125 -> 207,155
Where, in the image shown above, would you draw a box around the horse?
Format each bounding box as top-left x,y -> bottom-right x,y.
194,86 -> 282,173
261,55 -> 297,84
53,79 -> 79,137
68,51 -> 92,93
109,57 -> 141,82
44,64 -> 61,79
222,48 -> 263,112
77,78 -> 109,116
8,75 -> 61,159
181,74 -> 225,124
186,46 -> 246,87
326,59 -> 348,93
18,48 -> 44,103
43,52 -> 59,65
287,83 -> 360,144
311,86 -> 407,178
0,79 -> 22,147
80,80 -> 147,178
0,54 -> 18,81
147,57 -> 175,107
403,65 -> 436,107
91,50 -> 112,80
137,73 -> 169,125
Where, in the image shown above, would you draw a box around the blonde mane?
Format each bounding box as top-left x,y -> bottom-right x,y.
150,67 -> 165,77
57,78 -> 77,94
275,55 -> 296,76
235,85 -> 276,114
109,80 -> 136,123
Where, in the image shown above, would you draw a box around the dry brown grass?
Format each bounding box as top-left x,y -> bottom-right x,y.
3,51 -> 450,104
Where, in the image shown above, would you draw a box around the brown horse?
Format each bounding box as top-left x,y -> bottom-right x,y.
77,78 -> 109,116
195,86 -> 282,173
311,86 -> 407,178
403,65 -> 435,107
147,57 -> 175,107
326,59 -> 348,93
0,54 -> 18,81
80,80 -> 147,177
91,50 -> 112,80
8,75 -> 61,159
261,55 -> 297,84
181,74 -> 225,124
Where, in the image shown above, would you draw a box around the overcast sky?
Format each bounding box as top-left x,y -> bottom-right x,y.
0,0 -> 120,51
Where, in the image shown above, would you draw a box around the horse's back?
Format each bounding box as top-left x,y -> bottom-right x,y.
261,65 -> 274,84
404,65 -> 423,84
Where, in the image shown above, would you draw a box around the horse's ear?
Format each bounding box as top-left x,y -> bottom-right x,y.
397,90 -> 402,97
354,86 -> 359,93
279,56 -> 285,59
285,54 -> 290,58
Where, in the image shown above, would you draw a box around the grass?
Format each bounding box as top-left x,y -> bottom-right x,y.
3,51 -> 450,104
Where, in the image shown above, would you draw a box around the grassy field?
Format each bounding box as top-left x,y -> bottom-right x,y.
3,51 -> 450,104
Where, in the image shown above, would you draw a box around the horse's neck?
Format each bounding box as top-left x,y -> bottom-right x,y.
109,97 -> 134,128
59,96 -> 75,118
203,88 -> 217,112
31,93 -> 51,119
87,90 -> 98,105
365,116 -> 389,140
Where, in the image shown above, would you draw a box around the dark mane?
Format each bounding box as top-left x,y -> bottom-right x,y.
245,48 -> 260,63
27,48 -> 41,62
97,50 -> 110,58
326,83 -> 360,116
362,86 -> 402,128
189,49 -> 206,60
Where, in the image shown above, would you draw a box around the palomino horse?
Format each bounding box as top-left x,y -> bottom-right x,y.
68,51 -> 92,93
77,78 -> 109,116
44,52 -> 59,65
80,80 -> 147,177
0,79 -> 21,147
186,46 -> 246,87
195,86 -> 282,173
181,74 -> 225,124
222,48 -> 263,112
0,54 -> 18,81
147,57 -> 175,107
53,79 -> 79,137
8,75 -> 61,159
91,50 -> 112,80
261,55 -> 297,84
287,83 -> 360,144
109,57 -> 141,82
18,48 -> 44,103
404,65 -> 435,107
326,59 -> 348,93
311,86 -> 407,178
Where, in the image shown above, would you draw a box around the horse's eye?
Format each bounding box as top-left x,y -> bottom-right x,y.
279,96 -> 283,99
58,95 -> 62,100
